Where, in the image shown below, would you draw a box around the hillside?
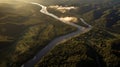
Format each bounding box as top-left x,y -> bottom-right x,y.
0,0 -> 120,67
36,0 -> 120,67
0,2 -> 76,67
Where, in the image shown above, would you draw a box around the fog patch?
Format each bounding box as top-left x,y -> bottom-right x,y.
49,5 -> 77,13
60,17 -> 78,23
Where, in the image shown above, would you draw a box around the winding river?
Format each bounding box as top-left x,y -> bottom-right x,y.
19,1 -> 92,67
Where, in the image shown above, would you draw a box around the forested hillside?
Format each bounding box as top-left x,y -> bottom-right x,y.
0,0 -> 119,67
36,0 -> 120,67
0,2 -> 76,67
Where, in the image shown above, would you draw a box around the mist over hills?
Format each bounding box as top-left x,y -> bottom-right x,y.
35,0 -> 120,67
0,0 -> 120,67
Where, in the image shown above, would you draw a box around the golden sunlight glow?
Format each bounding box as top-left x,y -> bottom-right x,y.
0,0 -> 36,7
0,0 -> 35,3
0,0 -> 14,3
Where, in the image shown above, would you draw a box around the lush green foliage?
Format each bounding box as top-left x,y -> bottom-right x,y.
36,0 -> 120,67
0,3 -> 76,67
0,0 -> 120,67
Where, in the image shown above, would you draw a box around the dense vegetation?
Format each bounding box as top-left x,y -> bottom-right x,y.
0,3 -> 76,67
37,28 -> 120,67
0,0 -> 120,67
36,0 -> 120,67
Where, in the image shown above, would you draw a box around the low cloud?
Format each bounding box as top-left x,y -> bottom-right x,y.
60,17 -> 78,23
49,5 -> 77,13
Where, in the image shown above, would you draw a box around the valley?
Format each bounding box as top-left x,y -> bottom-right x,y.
0,0 -> 120,67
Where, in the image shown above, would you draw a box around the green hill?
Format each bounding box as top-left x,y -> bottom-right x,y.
36,0 -> 120,67
0,3 -> 76,67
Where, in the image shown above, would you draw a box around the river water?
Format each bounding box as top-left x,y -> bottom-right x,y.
19,2 -> 92,67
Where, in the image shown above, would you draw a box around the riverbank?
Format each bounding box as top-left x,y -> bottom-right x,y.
21,2 -> 92,67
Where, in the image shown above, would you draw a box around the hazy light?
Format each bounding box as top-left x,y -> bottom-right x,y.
0,0 -> 37,4
0,0 -> 15,3
0,0 -> 34,8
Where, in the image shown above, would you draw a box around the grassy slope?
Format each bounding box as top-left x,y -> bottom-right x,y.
0,3 -> 77,67
36,0 -> 120,67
